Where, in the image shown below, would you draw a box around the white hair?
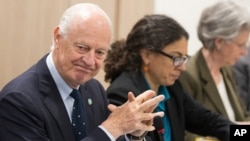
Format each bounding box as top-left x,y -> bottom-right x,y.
197,0 -> 250,50
50,3 -> 112,50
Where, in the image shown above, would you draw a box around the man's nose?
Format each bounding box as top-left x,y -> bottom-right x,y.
82,51 -> 96,66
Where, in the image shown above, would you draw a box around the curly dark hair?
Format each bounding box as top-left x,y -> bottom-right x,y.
104,14 -> 189,83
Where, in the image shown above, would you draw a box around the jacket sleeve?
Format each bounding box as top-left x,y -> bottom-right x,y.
182,88 -> 234,141
233,58 -> 250,111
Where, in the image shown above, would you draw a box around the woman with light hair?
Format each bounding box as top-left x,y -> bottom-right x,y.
179,1 -> 250,141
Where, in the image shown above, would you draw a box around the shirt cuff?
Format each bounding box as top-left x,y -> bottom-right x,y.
98,125 -> 116,141
98,125 -> 146,141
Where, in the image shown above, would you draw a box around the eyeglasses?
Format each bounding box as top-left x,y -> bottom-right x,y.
228,40 -> 250,50
158,51 -> 191,67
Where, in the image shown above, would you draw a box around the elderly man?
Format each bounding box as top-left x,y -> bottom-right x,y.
0,3 -> 164,141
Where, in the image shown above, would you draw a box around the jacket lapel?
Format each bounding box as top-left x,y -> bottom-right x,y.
165,91 -> 182,141
197,52 -> 228,116
37,56 -> 75,141
222,67 -> 246,120
79,86 -> 94,134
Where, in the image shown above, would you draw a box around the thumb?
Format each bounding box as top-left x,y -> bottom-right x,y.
107,104 -> 117,112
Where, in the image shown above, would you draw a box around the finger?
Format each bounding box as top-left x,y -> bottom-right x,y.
134,90 -> 156,104
151,111 -> 164,119
107,104 -> 118,112
128,92 -> 136,102
137,123 -> 156,131
138,112 -> 165,121
142,118 -> 154,126
143,125 -> 155,131
138,95 -> 165,112
144,104 -> 158,113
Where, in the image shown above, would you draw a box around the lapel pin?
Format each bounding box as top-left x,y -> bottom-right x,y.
88,98 -> 92,105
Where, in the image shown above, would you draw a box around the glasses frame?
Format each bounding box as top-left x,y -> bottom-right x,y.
227,40 -> 250,50
158,51 -> 191,67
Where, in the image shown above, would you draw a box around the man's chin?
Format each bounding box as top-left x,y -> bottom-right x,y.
74,76 -> 91,85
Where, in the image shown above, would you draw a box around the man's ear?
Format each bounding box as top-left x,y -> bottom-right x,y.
53,26 -> 61,45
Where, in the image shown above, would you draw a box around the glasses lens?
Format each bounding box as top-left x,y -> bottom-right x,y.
174,58 -> 184,66
174,56 -> 190,67
229,40 -> 250,50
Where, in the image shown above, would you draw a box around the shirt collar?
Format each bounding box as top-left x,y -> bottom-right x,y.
46,52 -> 73,101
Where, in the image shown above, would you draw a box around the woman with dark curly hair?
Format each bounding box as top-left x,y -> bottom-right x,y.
104,14 -> 234,141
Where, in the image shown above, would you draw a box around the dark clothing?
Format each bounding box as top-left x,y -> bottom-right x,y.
233,48 -> 250,112
0,55 -> 122,141
106,71 -> 233,141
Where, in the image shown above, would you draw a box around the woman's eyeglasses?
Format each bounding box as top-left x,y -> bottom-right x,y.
158,51 -> 191,67
228,40 -> 250,50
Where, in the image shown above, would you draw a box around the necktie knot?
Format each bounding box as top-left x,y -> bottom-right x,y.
70,89 -> 81,100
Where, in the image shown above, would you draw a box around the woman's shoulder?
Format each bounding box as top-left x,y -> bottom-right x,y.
106,71 -> 145,96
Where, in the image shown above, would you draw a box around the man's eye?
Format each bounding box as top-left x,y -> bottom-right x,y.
96,50 -> 105,55
96,50 -> 107,58
77,46 -> 90,52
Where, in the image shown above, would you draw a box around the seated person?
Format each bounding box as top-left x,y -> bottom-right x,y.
104,14 -> 234,141
179,1 -> 250,141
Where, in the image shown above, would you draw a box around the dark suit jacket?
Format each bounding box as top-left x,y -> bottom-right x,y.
233,47 -> 250,111
106,71 -> 233,141
0,55 -> 121,141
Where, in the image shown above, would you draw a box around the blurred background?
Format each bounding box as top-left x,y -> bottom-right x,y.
1,0 -> 250,89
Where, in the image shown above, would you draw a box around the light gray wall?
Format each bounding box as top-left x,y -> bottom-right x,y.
154,0 -> 250,56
